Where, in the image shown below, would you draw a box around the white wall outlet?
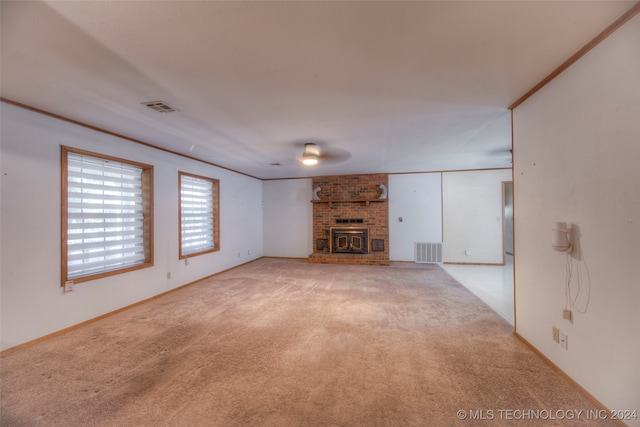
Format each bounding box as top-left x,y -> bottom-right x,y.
559,333 -> 568,350
552,326 -> 559,343
247,249 -> 251,255
237,252 -> 241,257
167,272 -> 171,280
563,309 -> 572,321
64,281 -> 74,293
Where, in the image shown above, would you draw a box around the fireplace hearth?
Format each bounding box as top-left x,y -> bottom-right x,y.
330,227 -> 369,254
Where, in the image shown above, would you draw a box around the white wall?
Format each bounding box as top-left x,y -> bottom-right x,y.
388,173 -> 442,261
442,169 -> 512,264
0,103 -> 263,351
513,14 -> 640,424
262,179 -> 313,258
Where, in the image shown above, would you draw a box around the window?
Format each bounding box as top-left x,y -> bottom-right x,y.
62,146 -> 153,285
179,172 -> 219,258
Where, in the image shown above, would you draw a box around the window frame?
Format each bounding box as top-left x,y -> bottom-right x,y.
178,171 -> 220,259
61,146 -> 154,285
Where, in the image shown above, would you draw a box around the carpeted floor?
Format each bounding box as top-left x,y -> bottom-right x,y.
1,258 -> 614,426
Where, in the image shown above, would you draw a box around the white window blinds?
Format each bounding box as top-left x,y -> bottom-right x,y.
180,174 -> 214,256
67,152 -> 146,279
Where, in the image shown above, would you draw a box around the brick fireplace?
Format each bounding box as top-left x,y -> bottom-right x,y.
308,173 -> 389,266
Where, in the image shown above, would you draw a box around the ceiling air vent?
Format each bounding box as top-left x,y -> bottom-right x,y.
141,101 -> 179,113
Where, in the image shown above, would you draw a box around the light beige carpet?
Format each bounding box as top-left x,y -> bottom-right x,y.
1,259 -> 614,426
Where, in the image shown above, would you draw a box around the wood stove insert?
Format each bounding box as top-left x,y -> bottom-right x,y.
330,227 -> 369,254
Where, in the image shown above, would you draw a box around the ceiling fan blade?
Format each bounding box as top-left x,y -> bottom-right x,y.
319,147 -> 351,164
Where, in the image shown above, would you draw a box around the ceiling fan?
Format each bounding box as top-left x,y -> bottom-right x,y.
297,141 -> 351,166
488,147 -> 513,165
302,142 -> 320,165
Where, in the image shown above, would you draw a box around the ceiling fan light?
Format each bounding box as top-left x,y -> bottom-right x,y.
302,156 -> 318,165
302,142 -> 320,166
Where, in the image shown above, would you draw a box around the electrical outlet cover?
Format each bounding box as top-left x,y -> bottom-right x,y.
559,333 -> 568,350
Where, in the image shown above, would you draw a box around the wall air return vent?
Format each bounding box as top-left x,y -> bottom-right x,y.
414,242 -> 442,263
141,101 -> 179,113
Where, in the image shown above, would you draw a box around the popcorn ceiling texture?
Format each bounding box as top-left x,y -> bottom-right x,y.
0,259 -> 613,426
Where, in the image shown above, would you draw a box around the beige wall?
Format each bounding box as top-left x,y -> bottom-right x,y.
513,14 -> 640,423
0,103 -> 264,351
442,169 -> 512,264
262,179 -> 313,258
389,173 -> 442,261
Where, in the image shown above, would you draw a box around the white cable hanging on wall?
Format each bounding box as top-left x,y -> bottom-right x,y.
552,221 -> 591,316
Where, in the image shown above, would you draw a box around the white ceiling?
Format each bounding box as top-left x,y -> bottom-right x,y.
1,1 -> 635,179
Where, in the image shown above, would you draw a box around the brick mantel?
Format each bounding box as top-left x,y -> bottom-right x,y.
308,174 -> 389,266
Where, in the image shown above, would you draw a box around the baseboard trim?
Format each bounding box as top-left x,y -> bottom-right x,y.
513,332 -> 628,427
443,261 -> 505,266
1,258 -> 263,357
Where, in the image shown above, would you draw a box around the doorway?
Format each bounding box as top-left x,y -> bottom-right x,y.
440,178 -> 516,324
503,181 -> 514,259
